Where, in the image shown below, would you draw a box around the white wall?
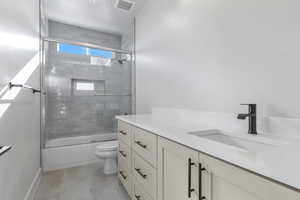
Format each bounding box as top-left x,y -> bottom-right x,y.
135,0 -> 300,118
0,0 -> 40,200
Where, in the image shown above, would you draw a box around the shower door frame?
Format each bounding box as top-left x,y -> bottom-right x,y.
40,35 -> 136,149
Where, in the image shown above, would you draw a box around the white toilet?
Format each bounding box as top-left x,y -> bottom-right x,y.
95,140 -> 119,174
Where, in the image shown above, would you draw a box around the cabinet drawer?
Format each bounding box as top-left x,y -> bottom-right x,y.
118,157 -> 132,197
118,140 -> 131,170
132,152 -> 157,198
132,180 -> 154,200
132,127 -> 157,167
118,120 -> 131,146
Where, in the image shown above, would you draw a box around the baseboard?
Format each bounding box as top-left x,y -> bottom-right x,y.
24,168 -> 41,200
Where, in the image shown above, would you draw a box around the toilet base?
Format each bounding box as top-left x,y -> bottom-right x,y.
103,158 -> 117,174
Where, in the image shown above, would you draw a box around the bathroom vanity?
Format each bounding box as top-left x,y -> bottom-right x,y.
116,115 -> 300,200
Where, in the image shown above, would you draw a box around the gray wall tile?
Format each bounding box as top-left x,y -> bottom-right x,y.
45,21 -> 132,141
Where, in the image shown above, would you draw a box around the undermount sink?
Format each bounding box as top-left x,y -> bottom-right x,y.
188,129 -> 287,153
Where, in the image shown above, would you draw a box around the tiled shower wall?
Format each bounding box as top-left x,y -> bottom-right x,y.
45,21 -> 132,142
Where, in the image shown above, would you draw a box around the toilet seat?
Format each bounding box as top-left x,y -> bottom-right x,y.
96,140 -> 118,152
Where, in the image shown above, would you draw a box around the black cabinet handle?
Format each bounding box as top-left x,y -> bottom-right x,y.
135,195 -> 141,200
135,141 -> 147,149
199,163 -> 207,200
119,171 -> 127,180
135,168 -> 147,179
188,158 -> 195,198
119,150 -> 127,158
119,130 -> 127,135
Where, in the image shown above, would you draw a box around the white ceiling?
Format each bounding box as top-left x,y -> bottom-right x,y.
45,0 -> 147,35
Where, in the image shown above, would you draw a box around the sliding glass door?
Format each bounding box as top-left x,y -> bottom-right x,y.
43,38 -> 132,147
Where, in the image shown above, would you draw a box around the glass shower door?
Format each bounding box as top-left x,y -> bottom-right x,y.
43,40 -> 132,148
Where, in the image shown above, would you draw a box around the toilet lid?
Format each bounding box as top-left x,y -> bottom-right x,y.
96,140 -> 118,151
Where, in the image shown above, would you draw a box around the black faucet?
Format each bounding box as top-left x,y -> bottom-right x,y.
237,104 -> 257,135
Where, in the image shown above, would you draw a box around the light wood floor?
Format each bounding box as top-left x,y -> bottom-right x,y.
34,163 -> 130,200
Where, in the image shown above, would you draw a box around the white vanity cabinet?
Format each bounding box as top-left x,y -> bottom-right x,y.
117,120 -> 300,200
118,120 -> 158,200
157,137 -> 200,200
118,121 -> 133,197
200,153 -> 300,200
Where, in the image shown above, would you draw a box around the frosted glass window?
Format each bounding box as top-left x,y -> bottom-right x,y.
76,82 -> 94,91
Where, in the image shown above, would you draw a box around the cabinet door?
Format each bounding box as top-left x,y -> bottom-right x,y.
200,153 -> 300,200
118,120 -> 132,146
158,137 -> 199,200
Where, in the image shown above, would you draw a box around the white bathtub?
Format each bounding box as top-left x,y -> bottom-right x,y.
43,133 -> 117,171
45,133 -> 117,148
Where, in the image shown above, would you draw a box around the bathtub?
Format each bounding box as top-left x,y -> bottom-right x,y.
43,133 -> 117,171
45,133 -> 117,148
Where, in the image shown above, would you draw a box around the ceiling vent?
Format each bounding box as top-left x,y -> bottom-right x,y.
115,0 -> 135,12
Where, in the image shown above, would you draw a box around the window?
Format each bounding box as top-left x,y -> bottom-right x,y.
76,82 -> 94,91
57,43 -> 115,66
57,43 -> 87,55
90,49 -> 114,59
57,43 -> 114,59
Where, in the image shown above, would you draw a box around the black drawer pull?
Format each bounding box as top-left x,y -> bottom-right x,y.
135,195 -> 141,200
199,163 -> 207,200
119,171 -> 127,180
119,130 -> 127,135
119,150 -> 127,158
135,141 -> 147,149
135,168 -> 147,179
188,158 -> 195,198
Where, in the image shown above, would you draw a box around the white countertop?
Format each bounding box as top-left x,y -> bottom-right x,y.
116,114 -> 300,191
